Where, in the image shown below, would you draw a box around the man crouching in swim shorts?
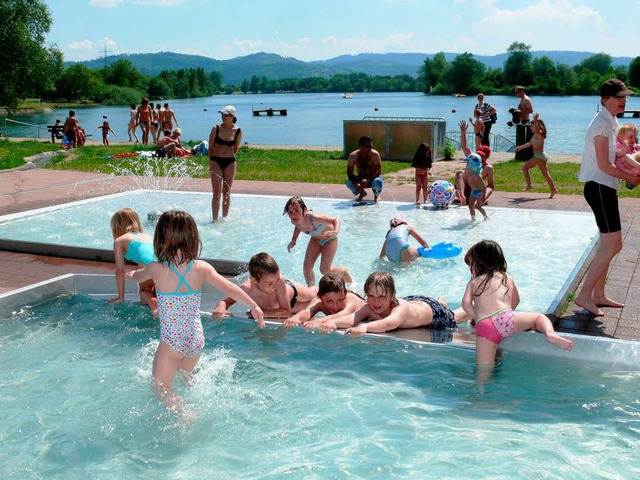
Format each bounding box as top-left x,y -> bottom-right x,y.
312,271 -> 469,335
213,252 -> 316,319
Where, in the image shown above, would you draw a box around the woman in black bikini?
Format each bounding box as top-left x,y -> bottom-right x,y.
208,105 -> 242,221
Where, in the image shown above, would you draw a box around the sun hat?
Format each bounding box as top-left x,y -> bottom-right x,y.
599,79 -> 634,98
464,153 -> 482,165
219,105 -> 237,116
390,215 -> 406,227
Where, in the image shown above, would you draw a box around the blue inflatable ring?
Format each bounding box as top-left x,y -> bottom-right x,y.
418,242 -> 463,259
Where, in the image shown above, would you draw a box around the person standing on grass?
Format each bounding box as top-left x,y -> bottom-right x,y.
515,113 -> 558,198
575,79 -> 640,317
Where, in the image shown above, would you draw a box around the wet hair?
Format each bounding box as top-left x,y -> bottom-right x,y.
283,196 -> 308,215
154,210 -> 201,265
318,273 -> 347,297
473,108 -> 482,117
618,123 -> 638,139
363,271 -> 398,307
358,135 -> 373,147
464,240 -> 509,297
535,118 -> 547,139
412,142 -> 432,168
249,252 -> 280,281
110,208 -> 143,238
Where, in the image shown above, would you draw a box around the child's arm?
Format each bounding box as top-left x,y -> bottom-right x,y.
110,127 -> 117,136
283,301 -> 322,327
313,213 -> 340,241
308,305 -> 368,331
461,281 -> 476,318
126,264 -> 154,283
212,297 -> 235,321
507,275 -> 520,310
202,263 -> 264,327
345,308 -> 404,337
108,239 -> 127,303
515,139 -> 533,152
407,225 -> 429,248
287,227 -> 302,252
379,238 -> 387,258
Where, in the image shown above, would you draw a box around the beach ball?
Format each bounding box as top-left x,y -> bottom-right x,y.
429,180 -> 456,208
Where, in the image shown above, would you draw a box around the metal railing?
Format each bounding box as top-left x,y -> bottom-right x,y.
3,118 -> 49,138
445,131 -> 515,153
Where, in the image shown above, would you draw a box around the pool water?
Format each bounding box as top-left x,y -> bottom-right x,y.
1,295 -> 638,479
0,191 -> 597,313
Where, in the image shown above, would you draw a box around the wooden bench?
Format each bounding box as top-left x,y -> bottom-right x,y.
47,125 -> 64,143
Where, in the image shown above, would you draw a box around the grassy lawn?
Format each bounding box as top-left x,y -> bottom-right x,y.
2,139 -> 640,197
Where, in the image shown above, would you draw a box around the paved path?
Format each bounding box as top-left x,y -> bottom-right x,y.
1,167 -> 639,340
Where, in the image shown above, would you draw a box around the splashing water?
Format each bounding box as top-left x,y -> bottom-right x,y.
108,154 -> 208,191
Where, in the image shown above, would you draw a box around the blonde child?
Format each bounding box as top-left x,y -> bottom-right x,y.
96,120 -> 117,146
515,113 -> 558,198
126,210 -> 264,414
411,143 -> 432,204
462,240 -> 573,368
213,252 -> 317,319
469,108 -> 485,150
615,123 -> 640,190
316,271 -> 467,335
284,196 -> 352,286
283,272 -> 365,329
108,208 -> 157,315
379,215 -> 429,262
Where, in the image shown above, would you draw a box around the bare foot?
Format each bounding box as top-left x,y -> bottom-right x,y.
550,189 -> 558,199
355,191 -> 367,202
438,296 -> 448,308
523,185 -> 533,191
594,297 -> 625,308
574,297 -> 604,316
547,333 -> 574,351
374,195 -> 380,203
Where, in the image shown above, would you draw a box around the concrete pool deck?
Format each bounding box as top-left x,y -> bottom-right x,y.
1,166 -> 639,340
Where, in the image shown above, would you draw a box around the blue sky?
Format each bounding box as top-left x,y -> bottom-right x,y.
44,0 -> 637,62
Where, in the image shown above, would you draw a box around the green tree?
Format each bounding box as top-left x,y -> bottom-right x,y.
577,53 -> 612,75
441,53 -> 485,94
629,57 -> 640,88
0,0 -> 62,110
503,42 -> 532,86
101,59 -> 146,90
419,52 -> 448,93
56,64 -> 104,101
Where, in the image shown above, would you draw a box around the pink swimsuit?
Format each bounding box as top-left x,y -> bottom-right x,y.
156,261 -> 204,358
475,309 -> 516,344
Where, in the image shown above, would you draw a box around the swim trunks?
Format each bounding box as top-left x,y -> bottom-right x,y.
156,261 -> 204,358
475,308 -> 516,344
470,188 -> 483,198
403,295 -> 456,329
475,132 -> 484,139
284,279 -> 298,309
155,146 -> 166,158
583,181 -> 621,234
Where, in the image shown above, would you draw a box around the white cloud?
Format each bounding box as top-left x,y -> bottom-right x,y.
65,37 -> 118,61
132,0 -> 184,5
89,0 -> 123,7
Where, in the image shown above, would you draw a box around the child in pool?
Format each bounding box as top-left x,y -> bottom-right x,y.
283,272 -> 365,328
614,123 -> 640,190
316,271 -> 468,335
108,208 -> 157,315
284,196 -> 352,287
95,120 -> 117,146
462,239 -> 573,367
379,215 -> 429,263
469,108 -> 485,150
411,143 -> 432,204
515,113 -> 558,198
126,210 -> 264,414
213,252 -> 317,319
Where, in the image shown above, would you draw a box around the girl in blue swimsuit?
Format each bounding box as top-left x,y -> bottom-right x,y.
379,215 -> 430,262
109,208 -> 157,314
284,196 -> 352,287
126,210 -> 264,415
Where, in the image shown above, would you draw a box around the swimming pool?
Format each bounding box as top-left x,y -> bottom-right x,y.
0,278 -> 638,479
0,190 -> 597,314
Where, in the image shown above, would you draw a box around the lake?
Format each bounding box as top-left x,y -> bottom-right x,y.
4,92 -> 640,154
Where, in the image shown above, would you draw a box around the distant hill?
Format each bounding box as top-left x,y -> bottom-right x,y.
68,51 -> 634,84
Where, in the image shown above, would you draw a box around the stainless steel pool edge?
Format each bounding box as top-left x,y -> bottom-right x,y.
2,274 -> 639,367
0,239 -> 249,276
